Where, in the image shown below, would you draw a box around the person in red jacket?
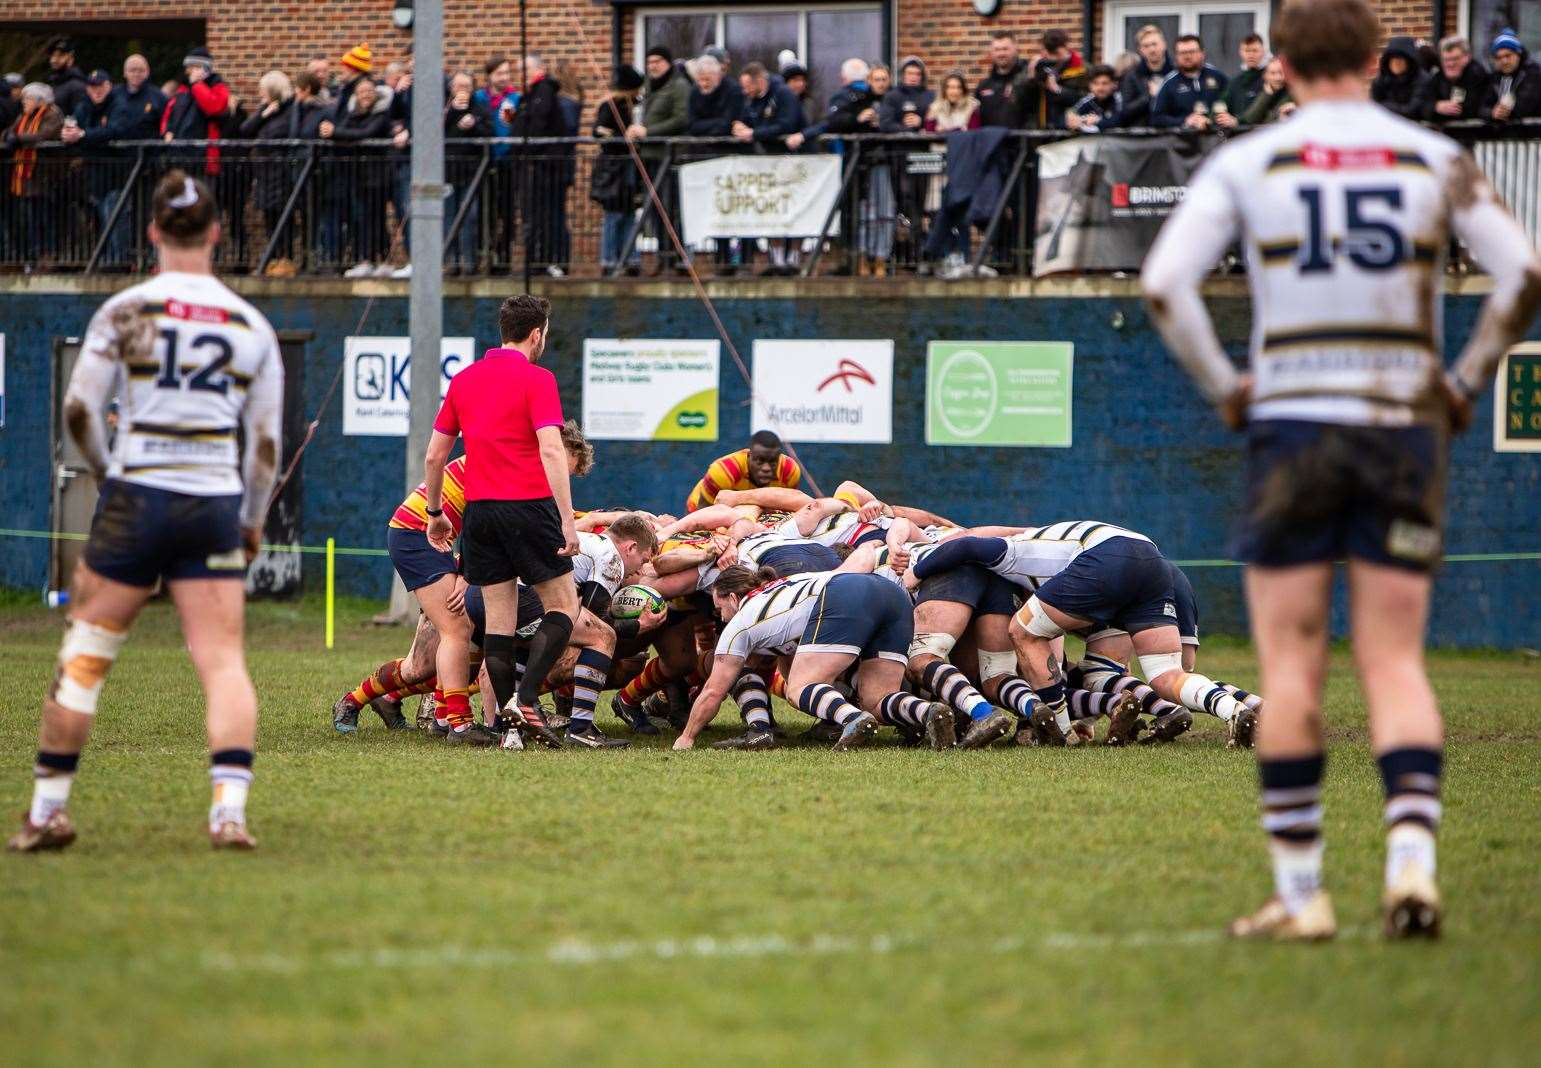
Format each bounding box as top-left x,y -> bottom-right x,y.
161,47 -> 230,176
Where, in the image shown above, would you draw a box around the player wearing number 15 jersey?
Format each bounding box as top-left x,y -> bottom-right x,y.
9,170 -> 283,855
1142,0 -> 1541,943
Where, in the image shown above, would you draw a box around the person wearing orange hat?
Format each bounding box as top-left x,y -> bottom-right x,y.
329,43 -> 374,119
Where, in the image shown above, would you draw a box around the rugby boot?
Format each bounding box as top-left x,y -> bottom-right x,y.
832,712 -> 879,751
1228,707 -> 1259,750
332,693 -> 361,734
712,727 -> 777,751
1030,703 -> 1067,747
1140,708 -> 1193,745
444,722 -> 501,748
209,821 -> 258,851
923,702 -> 957,751
565,721 -> 629,749
642,690 -> 679,730
510,702 -> 564,749
664,680 -> 692,730
799,719 -> 844,744
612,691 -> 660,735
960,709 -> 1014,749
1228,891 -> 1337,942
1104,691 -> 1143,747
416,692 -> 439,732
1383,865 -> 1442,940
371,695 -> 411,730
7,810 -> 76,853
1012,720 -> 1040,747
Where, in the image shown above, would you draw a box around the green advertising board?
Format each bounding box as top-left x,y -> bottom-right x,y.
926,341 -> 1074,447
1494,344 -> 1541,453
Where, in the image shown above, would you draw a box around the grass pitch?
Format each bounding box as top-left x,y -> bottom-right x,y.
2,596 -> 1539,1066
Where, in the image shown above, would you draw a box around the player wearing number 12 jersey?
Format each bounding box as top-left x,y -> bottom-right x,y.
1143,0 -> 1541,942
10,171 -> 283,854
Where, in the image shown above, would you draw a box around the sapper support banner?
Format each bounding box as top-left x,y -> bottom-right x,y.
679,155 -> 843,245
1033,134 -> 1211,276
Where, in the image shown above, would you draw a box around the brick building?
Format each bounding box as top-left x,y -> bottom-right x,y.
3,1 -> 1505,117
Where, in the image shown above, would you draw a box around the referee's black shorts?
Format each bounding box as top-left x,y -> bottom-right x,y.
461,497 -> 574,587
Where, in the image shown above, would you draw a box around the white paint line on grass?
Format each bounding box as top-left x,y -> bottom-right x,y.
196,925 -> 1374,976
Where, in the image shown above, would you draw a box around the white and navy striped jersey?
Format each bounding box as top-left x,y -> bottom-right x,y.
571,531 -> 626,596
715,571 -> 838,659
736,527 -> 825,566
1144,99 -> 1540,427
67,271 -> 283,527
777,510 -> 885,548
991,520 -> 1152,589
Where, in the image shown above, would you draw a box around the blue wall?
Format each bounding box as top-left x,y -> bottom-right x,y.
2,287 -> 1537,646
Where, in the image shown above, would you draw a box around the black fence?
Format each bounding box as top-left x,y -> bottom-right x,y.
2,123 -> 1538,279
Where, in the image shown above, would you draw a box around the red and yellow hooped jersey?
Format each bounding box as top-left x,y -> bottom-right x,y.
390,456 -> 469,534
685,449 -> 802,512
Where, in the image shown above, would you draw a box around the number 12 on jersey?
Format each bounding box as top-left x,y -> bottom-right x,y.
156,327 -> 235,394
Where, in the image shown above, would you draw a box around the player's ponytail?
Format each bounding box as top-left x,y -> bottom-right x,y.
151,169 -> 218,247
713,564 -> 778,598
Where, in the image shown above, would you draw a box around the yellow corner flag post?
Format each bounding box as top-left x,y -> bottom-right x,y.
325,537 -> 336,649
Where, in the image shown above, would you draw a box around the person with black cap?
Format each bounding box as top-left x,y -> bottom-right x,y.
627,46 -> 691,274
161,47 -> 231,173
1372,36 -> 1431,118
593,64 -> 644,275
46,37 -> 88,121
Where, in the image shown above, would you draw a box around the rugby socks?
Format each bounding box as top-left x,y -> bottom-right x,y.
1378,748 -> 1442,886
1259,754 -> 1326,916
209,749 -> 254,831
29,751 -> 78,826
516,612 -> 574,709
1068,689 -> 1119,721
442,687 -> 472,730
619,660 -> 670,707
429,688 -> 449,730
921,661 -> 993,722
996,676 -> 1041,720
482,633 -> 518,714
1176,674 -> 1243,722
909,535 -> 1009,582
1035,681 -> 1072,735
349,658 -> 405,706
731,673 -> 773,732
569,649 -> 612,727
877,692 -> 932,729
1219,682 -> 1264,713
794,683 -> 865,727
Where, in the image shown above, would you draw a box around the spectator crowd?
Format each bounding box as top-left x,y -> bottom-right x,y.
2,24 -> 1538,278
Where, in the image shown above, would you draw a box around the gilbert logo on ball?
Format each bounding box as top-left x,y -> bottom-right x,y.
611,585 -> 666,619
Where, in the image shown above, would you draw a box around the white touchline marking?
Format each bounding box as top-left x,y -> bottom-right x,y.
194,925 -> 1374,975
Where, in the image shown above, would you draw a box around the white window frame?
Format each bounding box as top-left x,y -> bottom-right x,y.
1101,0 -> 1272,65
633,3 -> 886,71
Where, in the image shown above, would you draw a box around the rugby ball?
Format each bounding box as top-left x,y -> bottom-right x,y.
611,584 -> 666,619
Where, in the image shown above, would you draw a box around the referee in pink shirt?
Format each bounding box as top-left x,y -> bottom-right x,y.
423,295 -> 577,747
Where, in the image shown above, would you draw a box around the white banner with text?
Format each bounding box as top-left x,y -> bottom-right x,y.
679,155 -> 842,244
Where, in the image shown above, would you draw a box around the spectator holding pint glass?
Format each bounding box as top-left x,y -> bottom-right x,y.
1421,36 -> 1491,123
1149,34 -> 1228,129
424,295 -> 583,749
1483,29 -> 1541,123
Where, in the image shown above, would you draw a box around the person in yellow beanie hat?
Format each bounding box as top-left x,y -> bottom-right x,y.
330,44 -> 373,119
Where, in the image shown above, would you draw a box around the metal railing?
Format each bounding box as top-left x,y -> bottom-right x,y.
2,122 -> 1538,279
